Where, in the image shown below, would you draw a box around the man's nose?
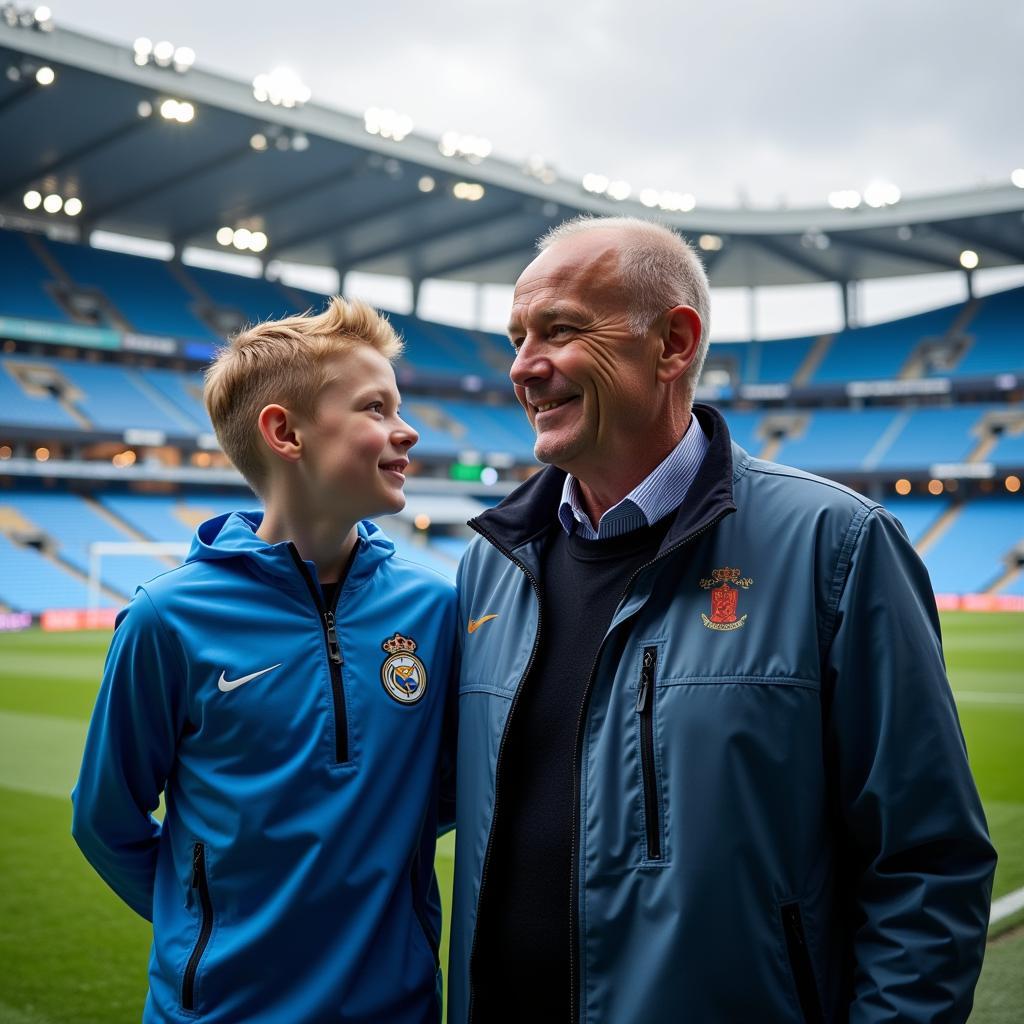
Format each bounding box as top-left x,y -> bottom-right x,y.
509,336 -> 551,387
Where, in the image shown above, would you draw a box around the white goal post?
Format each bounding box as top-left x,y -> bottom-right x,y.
88,541 -> 190,610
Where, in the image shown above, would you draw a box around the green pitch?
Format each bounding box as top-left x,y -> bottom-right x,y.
0,614 -> 1021,1022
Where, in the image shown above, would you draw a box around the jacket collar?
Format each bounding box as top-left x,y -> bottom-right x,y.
470,404 -> 737,557
188,510 -> 394,593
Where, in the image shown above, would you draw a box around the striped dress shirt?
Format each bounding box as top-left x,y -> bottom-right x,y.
557,416 -> 710,540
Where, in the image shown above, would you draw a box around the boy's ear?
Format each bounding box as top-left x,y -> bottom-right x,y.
257,404 -> 302,464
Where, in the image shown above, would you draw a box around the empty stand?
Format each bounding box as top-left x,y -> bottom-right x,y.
0,230 -> 72,323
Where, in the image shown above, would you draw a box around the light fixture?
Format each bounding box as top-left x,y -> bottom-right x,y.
249,231 -> 268,253
863,181 -> 901,208
438,131 -> 491,162
927,479 -> 944,495
159,98 -> 195,123
414,514 -> 431,531
34,446 -> 50,462
582,173 -> 609,194
63,197 -> 82,216
1012,169 -> 1024,189
606,180 -> 632,201
172,46 -> 195,72
827,189 -> 861,210
34,64 -> 54,85
1006,475 -> 1021,493
418,175 -> 436,193
218,225 -> 270,253
250,132 -> 267,151
216,226 -> 233,246
363,107 -> 413,141
698,234 -> 723,252
522,155 -> 557,184
152,40 -> 175,67
252,68 -> 311,108
894,479 -> 912,495
42,193 -> 62,213
137,100 -> 153,118
22,189 -> 41,210
452,182 -> 485,202
959,249 -> 979,270
232,228 -> 253,250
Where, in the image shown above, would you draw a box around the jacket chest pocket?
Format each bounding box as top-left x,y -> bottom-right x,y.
635,645 -> 665,863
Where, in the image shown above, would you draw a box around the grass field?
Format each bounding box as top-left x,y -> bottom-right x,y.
0,613 -> 1021,1023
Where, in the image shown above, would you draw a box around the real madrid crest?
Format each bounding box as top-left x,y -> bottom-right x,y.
699,567 -> 753,631
380,632 -> 428,705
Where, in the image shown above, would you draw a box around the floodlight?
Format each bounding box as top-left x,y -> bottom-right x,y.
34,64 -> 54,85
160,99 -> 178,119
1011,168 -> 1024,189
249,232 -> 268,253
253,67 -> 311,108
64,197 -> 82,216
639,188 -> 660,208
33,4 -> 51,26
175,102 -> 194,123
453,182 -> 485,201
137,100 -> 153,118
606,180 -> 631,201
250,132 -> 267,150
232,228 -> 253,249
216,226 -> 233,246
418,175 -> 436,193
23,189 -> 41,210
42,193 -> 62,213
863,181 -> 900,208
959,249 -> 979,270
173,46 -> 195,72
153,40 -> 175,67
582,173 -> 609,194
133,37 -> 152,56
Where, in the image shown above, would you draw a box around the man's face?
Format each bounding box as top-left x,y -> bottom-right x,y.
507,232 -> 662,475
297,347 -> 418,519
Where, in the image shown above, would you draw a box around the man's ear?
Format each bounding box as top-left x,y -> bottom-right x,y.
655,305 -> 702,385
257,404 -> 302,464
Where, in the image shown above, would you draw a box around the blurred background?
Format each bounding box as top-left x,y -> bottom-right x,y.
0,2 -> 1021,1021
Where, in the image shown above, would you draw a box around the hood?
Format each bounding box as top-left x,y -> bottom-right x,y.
188,509 -> 395,593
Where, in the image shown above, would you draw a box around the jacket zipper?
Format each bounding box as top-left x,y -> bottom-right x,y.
780,901 -> 825,1024
288,545 -> 349,763
635,646 -> 661,861
568,511 -> 728,1023
464,522 -> 544,1024
181,842 -> 213,1012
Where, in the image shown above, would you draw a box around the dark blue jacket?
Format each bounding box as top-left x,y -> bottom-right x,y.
450,406 -> 995,1024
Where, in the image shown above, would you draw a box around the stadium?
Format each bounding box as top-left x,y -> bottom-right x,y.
0,7 -> 1021,1022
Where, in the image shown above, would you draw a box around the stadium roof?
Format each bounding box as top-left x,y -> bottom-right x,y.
3,19 -> 1024,290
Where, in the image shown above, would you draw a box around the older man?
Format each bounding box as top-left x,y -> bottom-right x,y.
449,216 -> 995,1023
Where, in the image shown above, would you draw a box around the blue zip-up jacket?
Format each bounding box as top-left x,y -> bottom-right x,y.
72,511 -> 457,1024
450,405 -> 995,1024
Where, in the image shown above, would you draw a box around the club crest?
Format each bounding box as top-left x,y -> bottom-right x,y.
699,567 -> 753,631
380,632 -> 427,705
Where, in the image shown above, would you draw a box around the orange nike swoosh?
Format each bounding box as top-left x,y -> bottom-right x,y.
467,614 -> 499,634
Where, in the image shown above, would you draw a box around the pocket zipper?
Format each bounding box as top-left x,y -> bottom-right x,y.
182,842 -> 214,1012
635,646 -> 662,861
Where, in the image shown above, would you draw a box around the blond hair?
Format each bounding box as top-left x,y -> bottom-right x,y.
204,296 -> 403,492
539,216 -> 711,405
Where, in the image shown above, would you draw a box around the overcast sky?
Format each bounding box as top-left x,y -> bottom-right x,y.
46,0 -> 1024,334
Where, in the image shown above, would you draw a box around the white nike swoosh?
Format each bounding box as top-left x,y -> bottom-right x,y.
217,664 -> 282,692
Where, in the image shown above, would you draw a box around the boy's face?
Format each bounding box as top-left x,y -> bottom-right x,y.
297,347 -> 418,520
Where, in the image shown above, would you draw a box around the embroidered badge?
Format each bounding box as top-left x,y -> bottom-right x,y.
380,632 -> 428,705
699,567 -> 753,631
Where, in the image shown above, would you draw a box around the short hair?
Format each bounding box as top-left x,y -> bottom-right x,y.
204,296 -> 403,493
538,216 -> 711,402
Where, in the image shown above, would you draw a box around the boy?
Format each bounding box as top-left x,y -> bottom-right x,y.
72,298 -> 457,1023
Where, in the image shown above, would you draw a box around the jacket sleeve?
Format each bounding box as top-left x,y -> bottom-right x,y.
824,507 -> 996,1024
71,587 -> 188,921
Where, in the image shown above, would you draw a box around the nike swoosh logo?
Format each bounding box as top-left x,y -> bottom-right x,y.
218,664 -> 282,692
467,614 -> 498,634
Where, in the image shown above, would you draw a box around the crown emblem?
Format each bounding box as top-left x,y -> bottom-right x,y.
381,632 -> 418,655
699,566 -> 753,590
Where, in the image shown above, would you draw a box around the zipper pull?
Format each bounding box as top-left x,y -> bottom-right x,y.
191,843 -> 202,888
636,649 -> 655,712
325,611 -> 343,665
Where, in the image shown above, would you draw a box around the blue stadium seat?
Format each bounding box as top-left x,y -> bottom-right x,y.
750,336 -> 816,383
954,288 -> 1024,375
921,498 -> 1023,593
883,495 -> 949,545
9,492 -> 177,599
137,367 -> 212,431
874,405 -> 987,469
0,357 -> 83,429
0,532 -> 107,612
0,229 -> 72,323
774,409 -> 899,471
813,307 -> 957,383
185,266 -> 300,325
44,239 -> 219,342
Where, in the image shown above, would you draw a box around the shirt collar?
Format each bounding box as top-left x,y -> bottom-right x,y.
557,415 -> 710,540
